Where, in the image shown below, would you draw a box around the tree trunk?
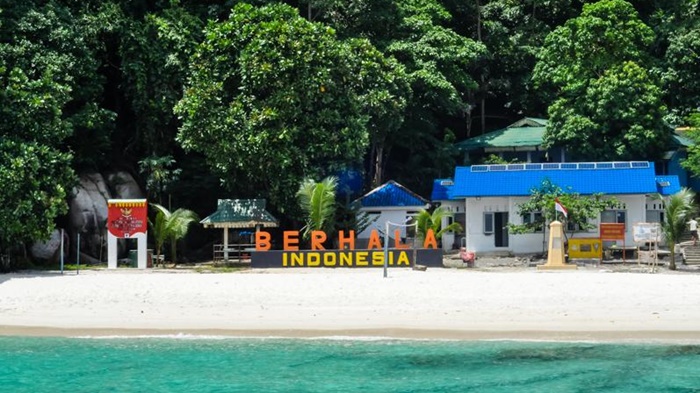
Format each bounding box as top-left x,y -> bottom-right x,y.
372,144 -> 385,188
170,238 -> 177,267
669,242 -> 677,270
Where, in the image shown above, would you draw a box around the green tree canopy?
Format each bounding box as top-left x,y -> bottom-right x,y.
0,1 -> 93,252
176,3 -> 395,215
508,179 -> 619,240
533,0 -> 669,161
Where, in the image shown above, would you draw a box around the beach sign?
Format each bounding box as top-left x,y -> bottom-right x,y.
106,199 -> 148,269
250,229 -> 443,268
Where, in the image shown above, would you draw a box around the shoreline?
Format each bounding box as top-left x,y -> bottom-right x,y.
2,268 -> 700,343
3,325 -> 700,344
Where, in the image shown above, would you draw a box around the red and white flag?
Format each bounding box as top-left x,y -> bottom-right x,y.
555,198 -> 568,218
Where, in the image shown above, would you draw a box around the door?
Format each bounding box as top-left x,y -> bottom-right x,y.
494,212 -> 509,248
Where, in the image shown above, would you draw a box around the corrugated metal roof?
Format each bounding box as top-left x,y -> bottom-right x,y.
451,162 -> 661,197
655,176 -> 681,196
455,117 -> 547,152
455,118 -> 694,152
200,199 -> 278,228
431,179 -> 453,201
671,133 -> 694,148
355,180 -> 429,208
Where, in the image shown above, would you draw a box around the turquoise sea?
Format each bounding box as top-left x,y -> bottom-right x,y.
1,336 -> 700,392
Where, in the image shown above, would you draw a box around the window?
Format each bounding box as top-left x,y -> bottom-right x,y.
445,216 -> 455,233
601,210 -> 626,224
522,212 -> 543,232
646,210 -> 664,224
646,201 -> 665,224
483,212 -> 494,234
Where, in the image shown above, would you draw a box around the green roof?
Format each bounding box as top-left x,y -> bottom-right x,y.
200,199 -> 278,228
671,133 -> 693,148
455,118 -> 548,152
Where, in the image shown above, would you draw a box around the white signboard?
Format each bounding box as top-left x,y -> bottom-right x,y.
633,222 -> 662,243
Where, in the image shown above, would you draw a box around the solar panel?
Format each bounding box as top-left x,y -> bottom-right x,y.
561,163 -> 577,169
597,163 -> 613,169
543,163 -> 559,169
631,162 -> 649,168
525,164 -> 542,170
578,163 -> 595,169
613,162 -> 631,168
490,165 -> 506,171
507,164 -> 525,170
472,165 -> 488,172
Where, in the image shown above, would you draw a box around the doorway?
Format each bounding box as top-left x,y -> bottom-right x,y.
494,212 -> 509,248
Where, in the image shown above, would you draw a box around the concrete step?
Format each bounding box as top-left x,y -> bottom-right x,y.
683,245 -> 700,265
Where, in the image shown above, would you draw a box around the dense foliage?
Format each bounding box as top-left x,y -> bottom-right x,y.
1,0 -> 699,256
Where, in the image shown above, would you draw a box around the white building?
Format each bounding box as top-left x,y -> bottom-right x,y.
354,180 -> 430,242
432,162 -> 680,255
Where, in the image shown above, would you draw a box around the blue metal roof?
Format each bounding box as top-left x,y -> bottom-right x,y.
355,180 -> 429,208
451,162 -> 662,197
655,176 -> 681,196
431,179 -> 453,201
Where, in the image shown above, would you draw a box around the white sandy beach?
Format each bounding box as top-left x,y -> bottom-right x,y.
1,268 -> 699,341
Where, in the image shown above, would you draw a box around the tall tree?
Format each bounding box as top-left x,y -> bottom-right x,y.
533,0 -> 669,161
176,3 -> 396,216
0,1 -> 101,256
308,0 -> 485,194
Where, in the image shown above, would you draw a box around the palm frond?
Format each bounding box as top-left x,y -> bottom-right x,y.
297,176 -> 337,239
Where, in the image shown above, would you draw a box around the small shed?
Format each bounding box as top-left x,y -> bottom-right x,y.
200,199 -> 278,262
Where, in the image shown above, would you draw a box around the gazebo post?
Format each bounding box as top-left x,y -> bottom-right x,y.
223,227 -> 229,262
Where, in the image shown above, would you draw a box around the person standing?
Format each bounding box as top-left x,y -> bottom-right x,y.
689,218 -> 699,246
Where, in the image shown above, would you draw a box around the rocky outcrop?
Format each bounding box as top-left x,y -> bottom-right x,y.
30,171 -> 145,263
107,171 -> 143,199
29,229 -> 68,263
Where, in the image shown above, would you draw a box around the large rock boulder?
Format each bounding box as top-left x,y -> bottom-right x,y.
70,173 -> 110,234
106,171 -> 143,199
31,171 -> 146,264
29,229 -> 67,263
66,173 -> 112,260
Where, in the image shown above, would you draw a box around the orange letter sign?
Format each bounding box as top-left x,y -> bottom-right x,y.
283,231 -> 299,251
256,231 -> 271,251
422,229 -> 438,249
367,230 -> 382,249
310,231 -> 327,250
337,230 -> 355,250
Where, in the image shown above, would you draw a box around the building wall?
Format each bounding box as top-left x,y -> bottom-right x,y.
358,208 -> 419,240
438,200 -> 464,251
461,195 -> 648,255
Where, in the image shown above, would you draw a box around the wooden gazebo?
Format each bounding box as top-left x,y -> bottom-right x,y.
200,199 -> 278,262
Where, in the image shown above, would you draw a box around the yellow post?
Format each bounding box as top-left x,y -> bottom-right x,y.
538,220 -> 577,270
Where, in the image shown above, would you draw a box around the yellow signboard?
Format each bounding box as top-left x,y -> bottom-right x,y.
568,238 -> 602,259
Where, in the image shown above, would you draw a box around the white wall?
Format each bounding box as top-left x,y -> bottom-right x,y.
358,208 -> 421,240
461,194 -> 648,255
438,201 -> 463,251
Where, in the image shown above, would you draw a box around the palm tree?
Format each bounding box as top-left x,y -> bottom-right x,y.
415,206 -> 463,244
296,176 -> 337,240
661,188 -> 697,270
150,203 -> 199,267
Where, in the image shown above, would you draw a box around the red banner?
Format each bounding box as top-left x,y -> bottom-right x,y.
107,199 -> 147,238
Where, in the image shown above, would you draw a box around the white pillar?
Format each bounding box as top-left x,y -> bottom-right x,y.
135,232 -> 147,269
108,233 -> 117,269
